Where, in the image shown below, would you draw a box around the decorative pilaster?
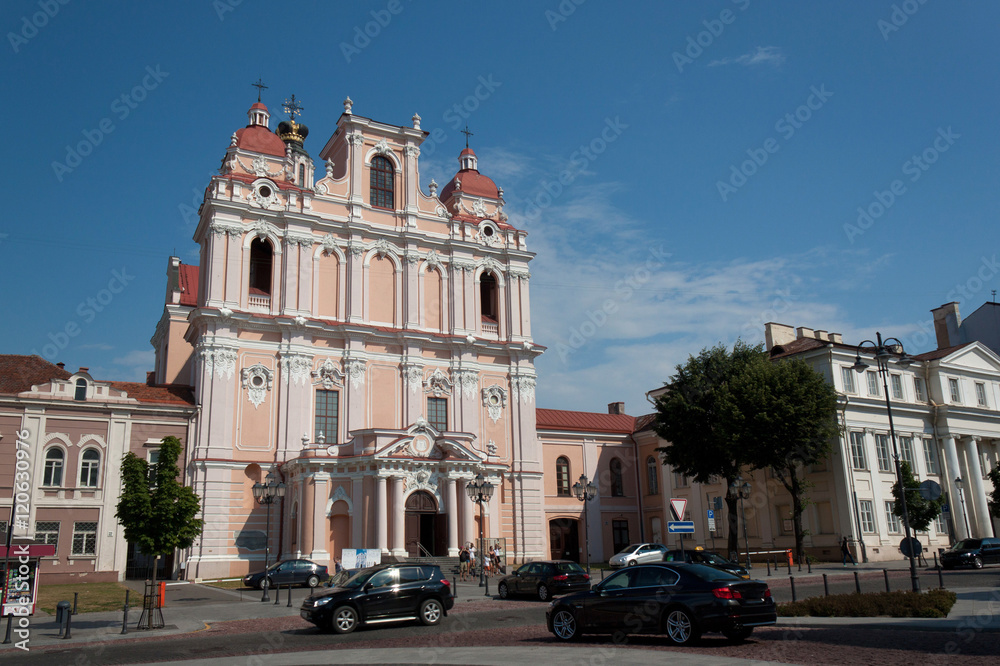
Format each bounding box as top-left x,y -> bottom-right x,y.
391,476 -> 406,557
376,474 -> 388,553
447,477 -> 459,556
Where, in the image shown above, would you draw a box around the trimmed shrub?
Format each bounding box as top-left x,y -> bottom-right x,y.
777,589 -> 956,618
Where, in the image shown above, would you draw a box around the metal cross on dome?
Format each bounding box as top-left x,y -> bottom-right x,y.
461,125 -> 473,148
283,94 -> 304,121
252,77 -> 268,102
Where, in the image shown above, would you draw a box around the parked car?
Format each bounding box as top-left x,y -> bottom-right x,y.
497,560 -> 591,601
243,559 -> 329,590
608,543 -> 669,568
300,563 -> 453,634
546,562 -> 775,645
663,549 -> 750,578
941,538 -> 1000,569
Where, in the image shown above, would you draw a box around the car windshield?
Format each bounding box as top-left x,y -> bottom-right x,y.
339,568 -> 378,589
683,563 -> 742,582
702,553 -> 731,565
556,562 -> 585,573
953,539 -> 982,550
618,544 -> 643,554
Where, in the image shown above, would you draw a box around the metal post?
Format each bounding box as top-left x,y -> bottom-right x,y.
883,569 -> 890,592
261,500 -> 271,603
121,589 -> 129,635
937,562 -> 944,589
287,584 -> 292,608
582,493 -> 591,576
274,581 -> 280,605
789,576 -> 796,602
807,559 -> 812,574
740,495 -> 751,569
72,592 -> 78,615
766,560 -> 771,576
823,573 -> 829,597
854,571 -> 861,594
62,609 -> 72,639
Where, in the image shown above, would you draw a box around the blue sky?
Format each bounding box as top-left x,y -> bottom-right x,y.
3,0 -> 999,416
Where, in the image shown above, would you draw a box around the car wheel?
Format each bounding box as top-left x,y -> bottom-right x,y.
331,606 -> 359,634
722,626 -> 753,642
973,557 -> 984,569
258,577 -> 271,591
498,582 -> 510,599
306,574 -> 320,588
627,560 -> 637,567
419,599 -> 443,626
537,583 -> 550,602
551,608 -> 579,641
664,608 -> 700,646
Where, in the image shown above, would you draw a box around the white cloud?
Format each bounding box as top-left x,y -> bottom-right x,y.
709,46 -> 786,68
111,349 -> 155,381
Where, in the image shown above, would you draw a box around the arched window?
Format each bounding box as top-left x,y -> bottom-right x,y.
43,448 -> 64,487
480,272 -> 498,323
610,457 -> 624,497
249,238 -> 273,296
74,378 -> 87,401
556,457 -> 570,496
80,449 -> 101,488
646,456 -> 659,495
370,156 -> 394,209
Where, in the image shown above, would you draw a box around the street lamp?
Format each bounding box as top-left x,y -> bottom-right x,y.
729,477 -> 752,569
465,472 -> 494,595
252,469 -> 286,602
571,474 -> 598,575
852,331 -> 921,592
955,477 -> 972,539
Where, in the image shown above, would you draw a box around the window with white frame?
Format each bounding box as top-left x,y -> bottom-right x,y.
890,374 -> 904,400
899,436 -> 916,471
867,371 -> 880,396
646,456 -> 659,495
673,471 -> 688,488
71,522 -> 98,555
79,449 -> 100,488
147,449 -> 160,486
841,367 -> 856,393
923,439 -> 938,475
934,512 -> 947,534
875,434 -> 893,472
35,521 -> 59,553
913,377 -> 927,402
949,378 -> 961,403
43,448 -> 64,486
858,500 -> 876,533
975,382 -> 988,407
884,501 -> 901,533
849,432 -> 868,470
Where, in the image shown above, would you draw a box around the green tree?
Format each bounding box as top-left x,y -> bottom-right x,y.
653,341 -> 766,557
730,356 -> 839,564
890,460 -> 944,531
985,465 -> 1000,519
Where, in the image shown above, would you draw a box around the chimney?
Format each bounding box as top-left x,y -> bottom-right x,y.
830,333 -> 843,344
79,367 -> 89,373
608,401 -> 625,415
796,327 -> 814,340
56,362 -> 65,369
764,322 -> 796,349
815,330 -> 829,342
931,302 -> 961,349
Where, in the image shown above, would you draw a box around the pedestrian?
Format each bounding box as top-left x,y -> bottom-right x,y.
469,542 -> 478,577
335,557 -> 343,574
841,536 -> 856,566
459,545 -> 470,582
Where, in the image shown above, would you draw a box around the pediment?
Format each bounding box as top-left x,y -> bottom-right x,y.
937,342 -> 1000,374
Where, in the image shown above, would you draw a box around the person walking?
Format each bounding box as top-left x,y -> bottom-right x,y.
468,542 -> 478,578
459,545 -> 470,582
841,536 -> 857,566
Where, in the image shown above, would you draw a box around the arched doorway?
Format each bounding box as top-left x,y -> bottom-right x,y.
405,490 -> 446,557
549,518 -> 580,562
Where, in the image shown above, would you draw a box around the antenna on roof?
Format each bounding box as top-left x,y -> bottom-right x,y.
993,290 -> 996,303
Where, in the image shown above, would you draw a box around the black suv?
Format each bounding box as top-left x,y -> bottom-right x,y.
941,538 -> 1000,569
300,563 -> 453,633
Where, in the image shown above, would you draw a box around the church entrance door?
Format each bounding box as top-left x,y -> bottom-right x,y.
405,490 -> 446,556
549,518 -> 580,562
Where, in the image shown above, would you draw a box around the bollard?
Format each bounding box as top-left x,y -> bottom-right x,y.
798,559 -> 802,572
789,576 -> 796,603
73,592 -> 79,616
766,560 -> 771,576
274,583 -> 280,606
884,569 -> 890,593
854,571 -> 861,594
808,559 -> 812,574
937,563 -> 944,589
62,608 -> 72,640
287,584 -> 292,608
121,589 -> 130,635
823,573 -> 829,597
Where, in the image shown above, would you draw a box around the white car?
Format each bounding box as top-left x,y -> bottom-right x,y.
608,543 -> 668,568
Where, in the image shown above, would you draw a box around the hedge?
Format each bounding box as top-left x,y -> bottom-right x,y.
777,589 -> 957,618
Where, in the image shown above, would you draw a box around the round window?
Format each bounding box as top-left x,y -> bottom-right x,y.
251,375 -> 265,388
258,185 -> 272,198
488,394 -> 500,406
483,226 -> 494,237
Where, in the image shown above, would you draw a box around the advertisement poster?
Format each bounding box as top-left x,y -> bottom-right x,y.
341,549 -> 381,569
1,560 -> 38,617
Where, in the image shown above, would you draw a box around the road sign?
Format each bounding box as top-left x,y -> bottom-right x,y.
668,521 -> 695,534
670,498 -> 688,521
941,503 -> 950,515
900,537 -> 923,558
707,509 -> 716,532
919,479 -> 943,501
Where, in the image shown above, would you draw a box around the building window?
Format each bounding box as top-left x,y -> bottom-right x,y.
74,378 -> 87,401
35,522 -> 60,553
79,449 -> 101,488
43,448 -> 64,487
866,371 -> 880,396
934,512 -> 947,534
890,374 -> 903,400
922,439 -> 938,475
875,434 -> 892,473
71,522 -> 98,556
609,458 -> 624,497
646,456 -> 659,495
370,155 -> 394,209
556,457 -> 570,496
479,272 -> 498,325
913,377 -> 927,402
612,519 -> 630,554
841,367 -> 856,393
858,500 -> 876,533
297,163 -> 305,187
976,382 -> 988,407
315,390 -> 339,444
0,522 -> 7,542
849,432 -> 868,470
673,471 -> 689,488
147,449 -> 160,486
949,378 -> 961,403
249,237 -> 273,296
427,397 -> 447,433
899,436 -> 916,471
884,501 -> 901,533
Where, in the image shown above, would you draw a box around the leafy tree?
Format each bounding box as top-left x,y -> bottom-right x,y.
985,465 -> 1000,519
890,460 -> 944,531
653,341 -> 766,557
730,356 -> 839,564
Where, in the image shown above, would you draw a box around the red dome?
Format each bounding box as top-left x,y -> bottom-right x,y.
234,125 -> 286,157
439,170 -> 499,201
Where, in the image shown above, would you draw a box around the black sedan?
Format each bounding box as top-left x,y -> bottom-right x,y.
663,549 -> 750,578
243,558 -> 329,589
546,562 -> 775,645
497,560 -> 591,601
941,538 -> 1000,569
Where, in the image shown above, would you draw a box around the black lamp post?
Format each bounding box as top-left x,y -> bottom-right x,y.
730,477 -> 752,569
851,332 -> 920,593
252,469 -> 286,602
465,472 -> 494,595
571,474 -> 598,575
954,476 -> 972,538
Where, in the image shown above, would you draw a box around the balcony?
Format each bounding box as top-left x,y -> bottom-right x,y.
248,293 -> 271,313
481,316 -> 498,337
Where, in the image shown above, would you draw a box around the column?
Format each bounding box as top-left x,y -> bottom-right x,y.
301,477 -> 315,557
376,475 -> 388,553
942,435 -> 968,540
460,478 -> 475,547
447,478 -> 459,556
311,474 -> 330,563
391,476 -> 406,558
351,477 -> 364,548
964,438 -> 994,537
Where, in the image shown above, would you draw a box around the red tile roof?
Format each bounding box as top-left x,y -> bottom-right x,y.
106,381 -> 195,406
633,413 -> 658,433
234,124 -> 286,157
440,170 -> 499,201
0,355 -> 71,394
178,263 -> 199,306
536,408 -> 636,434
768,337 -> 828,359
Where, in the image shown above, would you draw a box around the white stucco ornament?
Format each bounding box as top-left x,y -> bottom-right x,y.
345,358 -> 367,389
237,155 -> 283,178
281,354 -> 312,385
241,363 -> 274,409
312,358 -> 344,389
424,368 -> 453,397
482,385 -> 508,424
374,138 -> 391,156
403,365 -> 424,394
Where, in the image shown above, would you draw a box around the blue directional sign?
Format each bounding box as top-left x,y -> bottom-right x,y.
668,521 -> 695,534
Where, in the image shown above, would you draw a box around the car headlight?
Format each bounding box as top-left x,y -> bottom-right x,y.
313,596 -> 333,606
